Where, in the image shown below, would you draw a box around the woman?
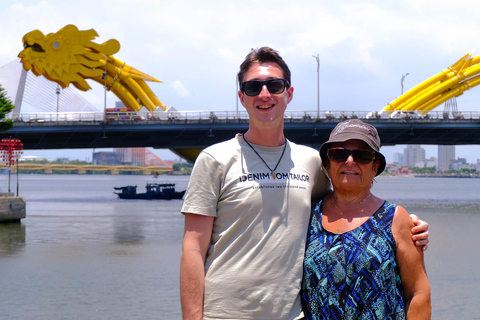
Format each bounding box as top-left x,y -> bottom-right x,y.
302,119 -> 431,319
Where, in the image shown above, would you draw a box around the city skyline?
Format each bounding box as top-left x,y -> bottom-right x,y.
392,144 -> 480,169
20,144 -> 480,167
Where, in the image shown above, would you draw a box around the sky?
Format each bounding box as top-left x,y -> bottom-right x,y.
1,0 -> 480,163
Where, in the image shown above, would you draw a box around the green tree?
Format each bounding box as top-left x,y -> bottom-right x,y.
459,168 -> 476,174
173,162 -> 193,174
411,166 -> 436,174
0,84 -> 14,131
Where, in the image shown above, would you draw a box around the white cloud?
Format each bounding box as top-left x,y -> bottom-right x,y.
170,80 -> 190,97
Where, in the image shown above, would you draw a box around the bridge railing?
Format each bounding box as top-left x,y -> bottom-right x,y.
9,110 -> 480,123
12,112 -> 105,122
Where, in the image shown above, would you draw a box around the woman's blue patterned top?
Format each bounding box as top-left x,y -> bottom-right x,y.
301,200 -> 405,320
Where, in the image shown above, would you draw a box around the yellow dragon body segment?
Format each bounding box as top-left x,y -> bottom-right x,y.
18,24 -> 166,112
383,52 -> 480,114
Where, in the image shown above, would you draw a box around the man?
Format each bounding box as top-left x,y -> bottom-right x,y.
180,47 -> 428,320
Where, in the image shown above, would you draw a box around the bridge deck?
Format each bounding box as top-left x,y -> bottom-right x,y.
3,110 -> 480,151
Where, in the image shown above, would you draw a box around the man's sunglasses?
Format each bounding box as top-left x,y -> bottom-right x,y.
240,78 -> 289,96
327,147 -> 376,164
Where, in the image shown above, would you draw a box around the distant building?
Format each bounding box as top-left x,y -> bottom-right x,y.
93,152 -> 123,165
20,155 -> 43,161
403,145 -> 425,167
414,161 -> 425,168
424,157 -> 438,168
438,145 -> 455,171
393,152 -> 404,165
451,158 -> 475,171
114,148 -> 146,166
384,163 -> 403,175
93,148 -> 170,167
475,159 -> 480,171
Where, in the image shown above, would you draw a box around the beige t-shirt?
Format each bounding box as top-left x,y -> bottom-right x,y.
182,134 -> 330,320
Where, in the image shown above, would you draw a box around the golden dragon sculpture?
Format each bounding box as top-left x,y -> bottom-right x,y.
18,24 -> 166,112
383,51 -> 480,115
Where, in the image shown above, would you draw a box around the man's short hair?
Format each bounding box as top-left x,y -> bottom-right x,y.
237,47 -> 291,88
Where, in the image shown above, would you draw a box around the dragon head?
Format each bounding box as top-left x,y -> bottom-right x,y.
18,24 -> 120,90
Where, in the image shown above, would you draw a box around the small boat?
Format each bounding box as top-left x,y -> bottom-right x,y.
114,183 -> 186,200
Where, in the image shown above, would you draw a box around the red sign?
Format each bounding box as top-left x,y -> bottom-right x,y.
0,139 -> 23,166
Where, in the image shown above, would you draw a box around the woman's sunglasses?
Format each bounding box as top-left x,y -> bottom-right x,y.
240,78 -> 289,96
327,147 -> 376,164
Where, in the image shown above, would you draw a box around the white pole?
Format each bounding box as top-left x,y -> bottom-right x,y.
312,54 -> 320,119
103,55 -> 108,121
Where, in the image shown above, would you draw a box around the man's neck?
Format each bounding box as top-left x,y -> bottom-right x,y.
243,126 -> 285,147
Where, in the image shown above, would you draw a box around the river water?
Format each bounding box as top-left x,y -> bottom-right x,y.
1,174 -> 479,319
